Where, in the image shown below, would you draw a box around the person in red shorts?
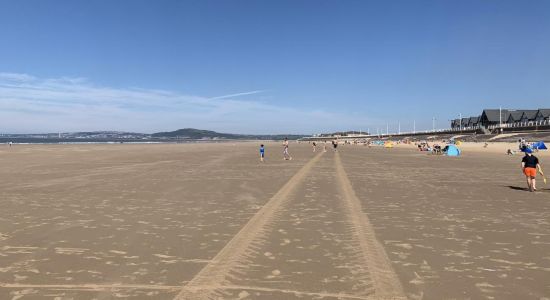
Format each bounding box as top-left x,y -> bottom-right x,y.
521,148 -> 542,192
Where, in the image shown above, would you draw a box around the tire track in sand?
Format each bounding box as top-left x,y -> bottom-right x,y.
174,153 -> 323,300
334,152 -> 406,299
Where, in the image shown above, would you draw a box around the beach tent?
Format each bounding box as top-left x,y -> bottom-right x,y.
384,141 -> 394,148
446,144 -> 461,156
532,141 -> 547,150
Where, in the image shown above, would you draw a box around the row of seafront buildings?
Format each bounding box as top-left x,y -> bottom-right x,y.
301,108 -> 550,141
451,109 -> 550,132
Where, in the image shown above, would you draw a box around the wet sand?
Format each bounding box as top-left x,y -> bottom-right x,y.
0,143 -> 549,299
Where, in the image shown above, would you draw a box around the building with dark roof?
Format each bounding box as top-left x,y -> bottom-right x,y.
460,118 -> 469,128
450,108 -> 550,130
536,109 -> 550,121
519,110 -> 539,122
451,119 -> 460,129
506,111 -> 524,123
468,116 -> 480,127
480,109 -> 509,126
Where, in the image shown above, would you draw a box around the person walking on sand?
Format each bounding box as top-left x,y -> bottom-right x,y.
283,138 -> 292,160
521,148 -> 543,192
259,144 -> 265,162
323,141 -> 327,152
332,140 -> 338,152
312,141 -> 316,152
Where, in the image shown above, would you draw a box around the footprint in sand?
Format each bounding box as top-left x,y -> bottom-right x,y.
238,291 -> 250,299
0,233 -> 9,241
266,269 -> 281,279
280,238 -> 291,246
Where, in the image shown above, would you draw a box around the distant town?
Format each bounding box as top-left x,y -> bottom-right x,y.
0,131 -> 150,139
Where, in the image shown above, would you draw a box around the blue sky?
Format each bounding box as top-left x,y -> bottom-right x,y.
1,0 -> 549,134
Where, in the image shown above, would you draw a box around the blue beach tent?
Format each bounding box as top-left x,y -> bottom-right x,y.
446,144 -> 461,156
532,141 -> 547,150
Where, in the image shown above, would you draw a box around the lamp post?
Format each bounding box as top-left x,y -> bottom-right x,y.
499,106 -> 502,128
499,106 -> 503,133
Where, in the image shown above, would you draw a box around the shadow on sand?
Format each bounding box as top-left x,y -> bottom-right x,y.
506,185 -> 529,191
505,185 -> 549,192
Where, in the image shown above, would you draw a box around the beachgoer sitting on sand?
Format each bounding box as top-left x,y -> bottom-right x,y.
520,144 -> 527,152
507,149 -> 514,155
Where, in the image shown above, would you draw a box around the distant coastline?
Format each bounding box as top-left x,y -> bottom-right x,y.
0,138 -> 277,145
0,128 -> 306,144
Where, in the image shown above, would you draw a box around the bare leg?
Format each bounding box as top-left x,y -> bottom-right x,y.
532,178 -> 537,191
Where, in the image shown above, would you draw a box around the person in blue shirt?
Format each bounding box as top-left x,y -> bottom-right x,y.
259,144 -> 265,162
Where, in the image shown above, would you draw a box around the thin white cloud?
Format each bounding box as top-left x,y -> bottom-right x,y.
0,73 -> 375,134
0,72 -> 37,82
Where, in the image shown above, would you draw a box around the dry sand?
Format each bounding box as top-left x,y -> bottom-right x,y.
0,142 -> 549,299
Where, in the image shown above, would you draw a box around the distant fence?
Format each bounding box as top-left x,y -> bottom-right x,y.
449,119 -> 550,134
487,119 -> 550,130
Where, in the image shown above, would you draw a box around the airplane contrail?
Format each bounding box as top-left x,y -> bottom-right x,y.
209,90 -> 264,100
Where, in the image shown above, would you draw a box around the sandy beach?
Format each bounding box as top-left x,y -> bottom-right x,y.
1,142 -> 549,299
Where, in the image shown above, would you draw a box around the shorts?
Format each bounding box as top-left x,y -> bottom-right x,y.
524,167 -> 537,177
260,153 -> 264,157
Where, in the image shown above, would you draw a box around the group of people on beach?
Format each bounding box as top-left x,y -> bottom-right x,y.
260,137 -> 546,193
259,138 -> 292,162
259,138 -> 340,162
311,140 -> 338,153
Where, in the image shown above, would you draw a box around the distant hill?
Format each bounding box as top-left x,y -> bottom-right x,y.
151,128 -> 304,140
151,128 -> 238,139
